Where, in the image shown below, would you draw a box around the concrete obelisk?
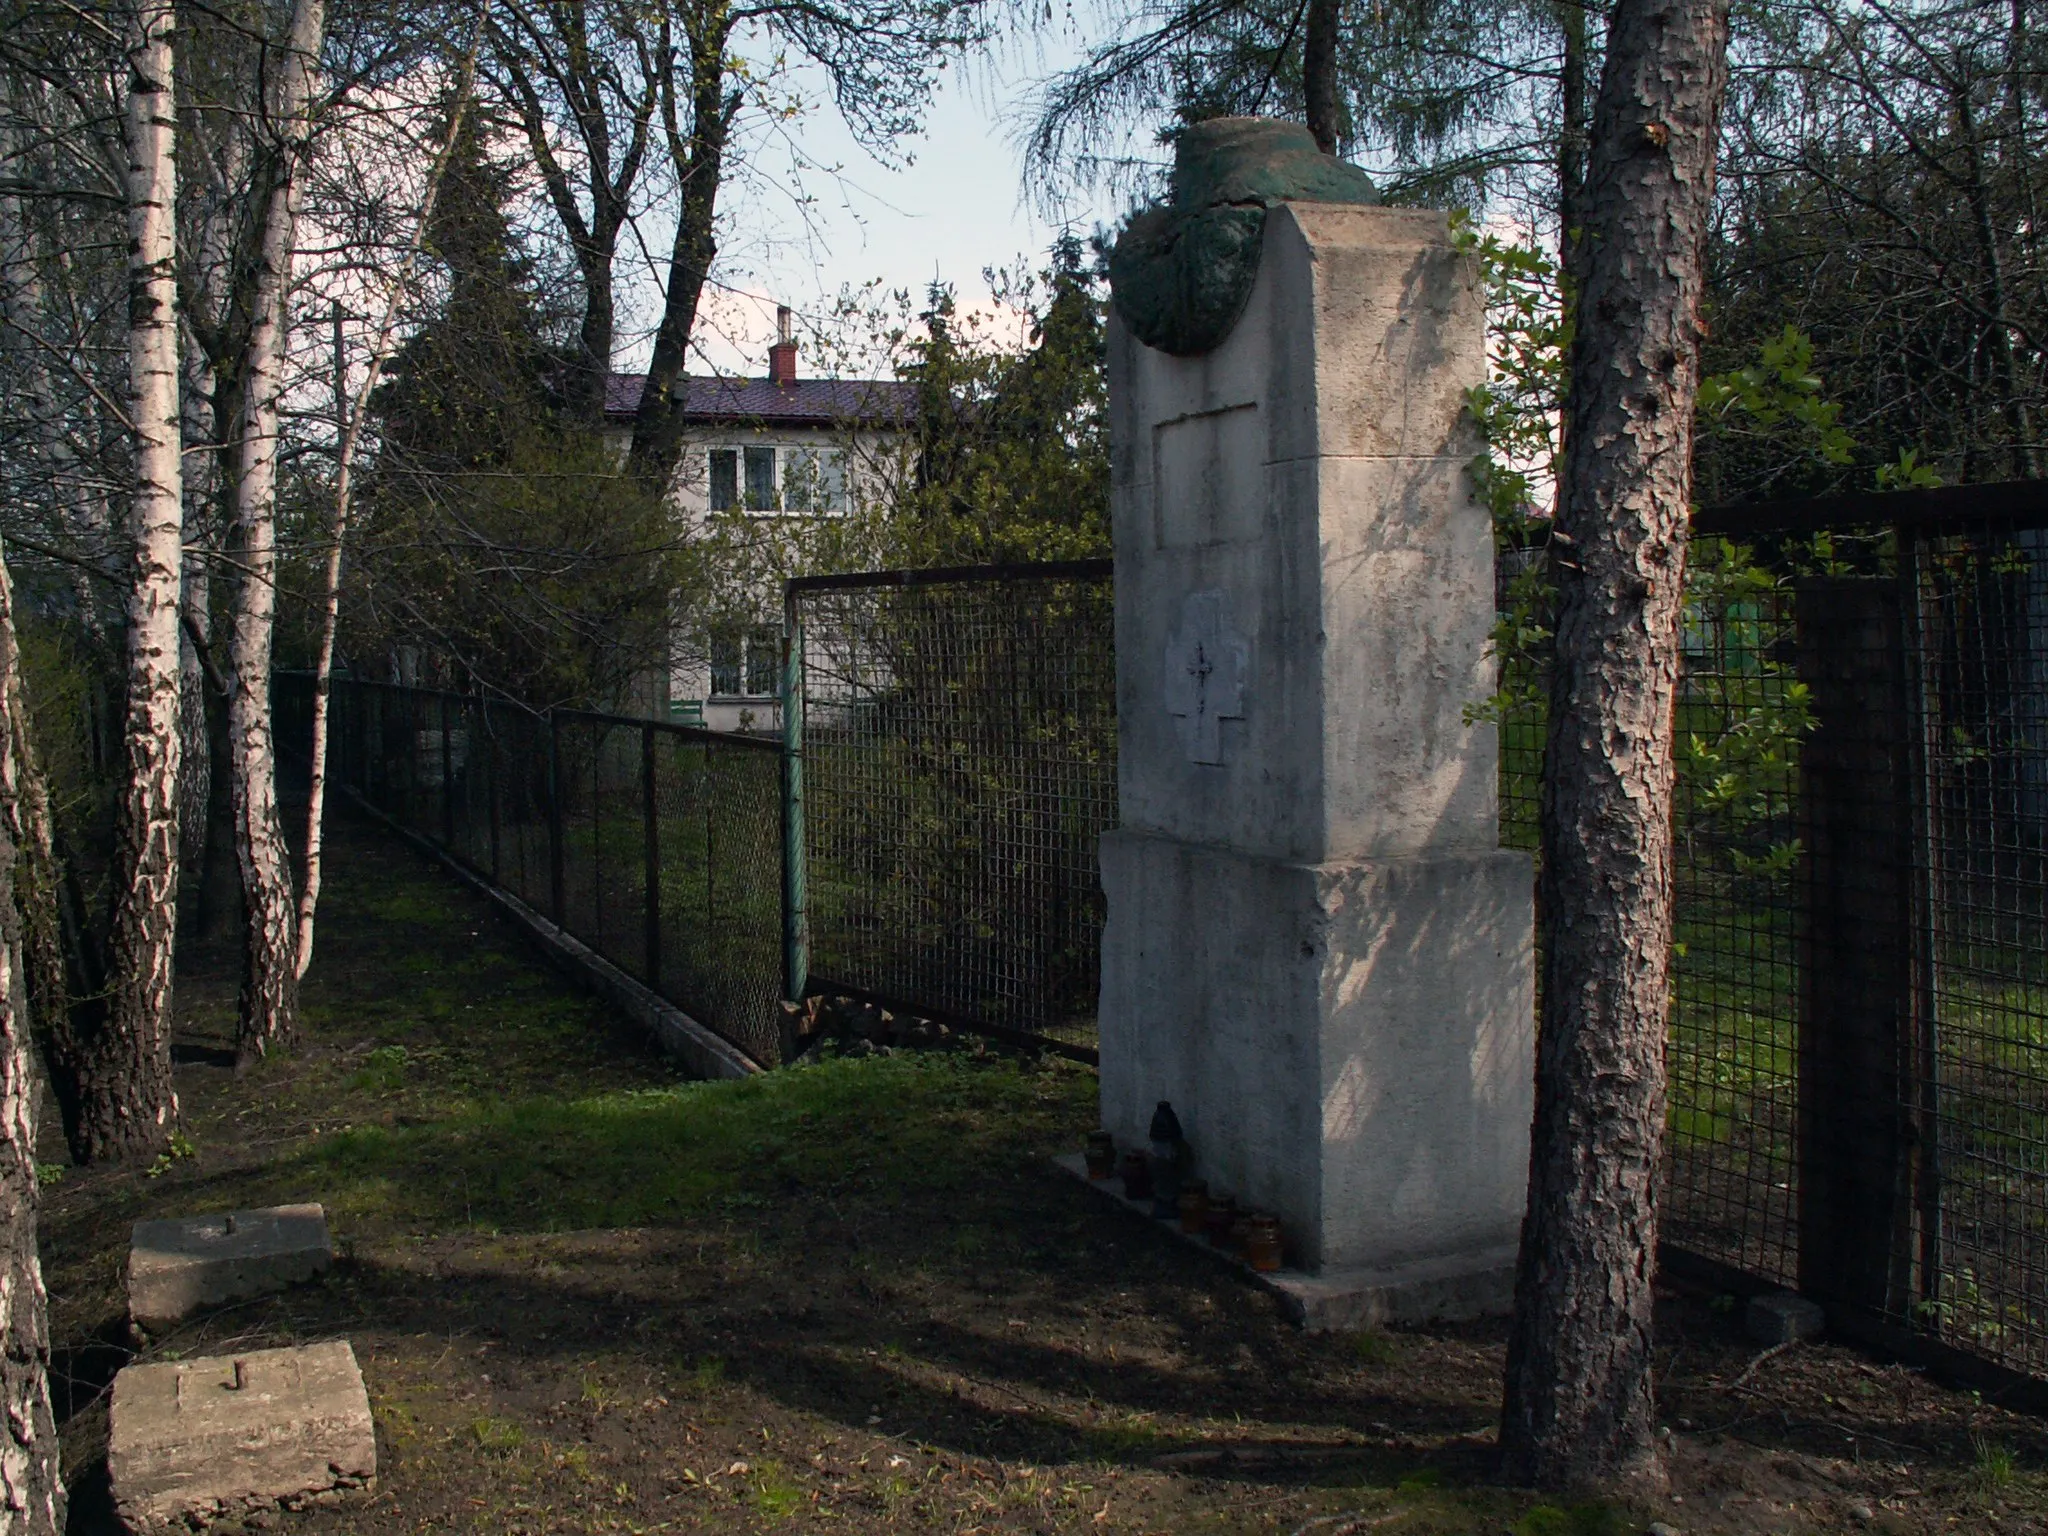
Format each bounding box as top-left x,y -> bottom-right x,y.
1097,119 -> 1535,1326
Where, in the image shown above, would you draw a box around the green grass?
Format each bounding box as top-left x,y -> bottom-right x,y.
265,1051 -> 1094,1240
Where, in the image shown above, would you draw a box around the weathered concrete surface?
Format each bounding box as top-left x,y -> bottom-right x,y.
128,1204 -> 331,1329
108,1340 -> 376,1530
1747,1291 -> 1827,1345
1108,205 -> 1501,864
1054,1153 -> 1511,1331
1100,199 -> 1535,1295
1098,832 -> 1533,1273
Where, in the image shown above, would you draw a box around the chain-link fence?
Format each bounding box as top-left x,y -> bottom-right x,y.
280,677 -> 785,1067
787,561 -> 1116,1061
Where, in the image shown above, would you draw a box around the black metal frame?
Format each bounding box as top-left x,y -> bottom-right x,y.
285,677 -> 783,1068
787,560 -> 1117,1062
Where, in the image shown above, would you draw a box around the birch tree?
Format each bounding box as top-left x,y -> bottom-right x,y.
48,0 -> 187,1163
223,0 -> 328,1063
0,545 -> 63,1536
1499,0 -> 1732,1488
298,57 -> 478,980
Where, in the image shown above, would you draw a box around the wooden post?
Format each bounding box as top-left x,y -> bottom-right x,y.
548,715 -> 566,926
643,723 -> 662,988
1796,576 -> 1922,1321
440,692 -> 455,849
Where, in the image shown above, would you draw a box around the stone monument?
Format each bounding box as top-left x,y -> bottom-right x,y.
1098,117 -> 1535,1326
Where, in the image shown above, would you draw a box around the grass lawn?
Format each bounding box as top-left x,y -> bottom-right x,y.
35,808 -> 2048,1535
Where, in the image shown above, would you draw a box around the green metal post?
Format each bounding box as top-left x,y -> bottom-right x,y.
781,586 -> 809,1003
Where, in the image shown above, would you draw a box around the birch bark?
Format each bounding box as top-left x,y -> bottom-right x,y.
0,546 -> 64,1535
1499,0 -> 1731,1491
61,0 -> 185,1163
228,0 -> 325,1062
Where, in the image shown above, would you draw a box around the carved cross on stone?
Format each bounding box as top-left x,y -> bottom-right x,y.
1163,590 -> 1248,764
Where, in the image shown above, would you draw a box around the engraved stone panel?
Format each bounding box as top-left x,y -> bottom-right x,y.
1153,403 -> 1263,548
1163,590 -> 1249,764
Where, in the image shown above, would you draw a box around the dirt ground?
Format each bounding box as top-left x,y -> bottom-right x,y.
35,809 -> 2048,1535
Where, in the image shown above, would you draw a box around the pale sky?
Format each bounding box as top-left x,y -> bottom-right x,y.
613,42 -> 1139,380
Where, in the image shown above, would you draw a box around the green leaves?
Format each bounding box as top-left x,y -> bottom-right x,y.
1697,324 -> 1853,468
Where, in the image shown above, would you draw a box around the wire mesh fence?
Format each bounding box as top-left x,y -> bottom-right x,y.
1497,543 -> 1806,1294
788,561 -> 1116,1059
280,676 -> 786,1068
287,500 -> 2048,1392
1500,486 -> 2048,1388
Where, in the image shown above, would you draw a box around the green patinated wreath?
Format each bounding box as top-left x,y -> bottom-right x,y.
1109,118 -> 1381,357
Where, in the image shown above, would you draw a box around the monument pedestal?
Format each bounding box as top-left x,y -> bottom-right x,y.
1100,831 -> 1531,1277
1100,145 -> 1534,1313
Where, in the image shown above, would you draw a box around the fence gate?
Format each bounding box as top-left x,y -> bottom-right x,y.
785,560 -> 1116,1061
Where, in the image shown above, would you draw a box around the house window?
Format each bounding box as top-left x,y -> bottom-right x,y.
744,445 -> 777,511
784,448 -> 846,514
709,631 -> 743,695
744,625 -> 780,695
708,449 -> 738,510
709,625 -> 781,697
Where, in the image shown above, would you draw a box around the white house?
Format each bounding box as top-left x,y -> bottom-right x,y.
603,307 -> 916,732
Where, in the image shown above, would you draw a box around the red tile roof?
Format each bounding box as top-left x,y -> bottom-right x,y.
604,372 -> 917,427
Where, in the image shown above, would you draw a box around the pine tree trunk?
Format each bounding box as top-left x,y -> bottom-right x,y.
1499,0 -> 1730,1492
0,546 -> 65,1535
64,0 -> 186,1164
228,0 -> 325,1063
1303,0 -> 1340,154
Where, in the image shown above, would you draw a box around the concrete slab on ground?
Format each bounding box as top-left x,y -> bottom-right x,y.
1747,1290 -> 1827,1345
1053,1153 -> 1515,1331
128,1203 -> 332,1329
108,1339 -> 376,1530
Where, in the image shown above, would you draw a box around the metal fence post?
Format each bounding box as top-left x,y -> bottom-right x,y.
643,722 -> 662,988
1900,527 -> 1945,1319
781,585 -> 809,1003
548,713 -> 566,926
1795,575 -> 1921,1322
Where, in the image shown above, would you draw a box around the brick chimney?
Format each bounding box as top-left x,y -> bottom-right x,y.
768,304 -> 798,386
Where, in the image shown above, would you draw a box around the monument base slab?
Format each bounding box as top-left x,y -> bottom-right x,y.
1053,1153 -> 1514,1330
1098,829 -> 1534,1275
108,1340 -> 376,1530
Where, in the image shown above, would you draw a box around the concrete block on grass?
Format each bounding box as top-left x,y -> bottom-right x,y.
108,1340 -> 376,1530
128,1204 -> 331,1329
1746,1290 -> 1826,1345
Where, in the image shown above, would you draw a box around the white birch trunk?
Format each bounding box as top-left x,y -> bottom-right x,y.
229,0 -> 325,1060
0,545 -> 64,1534
75,0 -> 184,1162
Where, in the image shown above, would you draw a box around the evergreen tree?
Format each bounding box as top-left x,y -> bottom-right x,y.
357,110 -> 685,712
